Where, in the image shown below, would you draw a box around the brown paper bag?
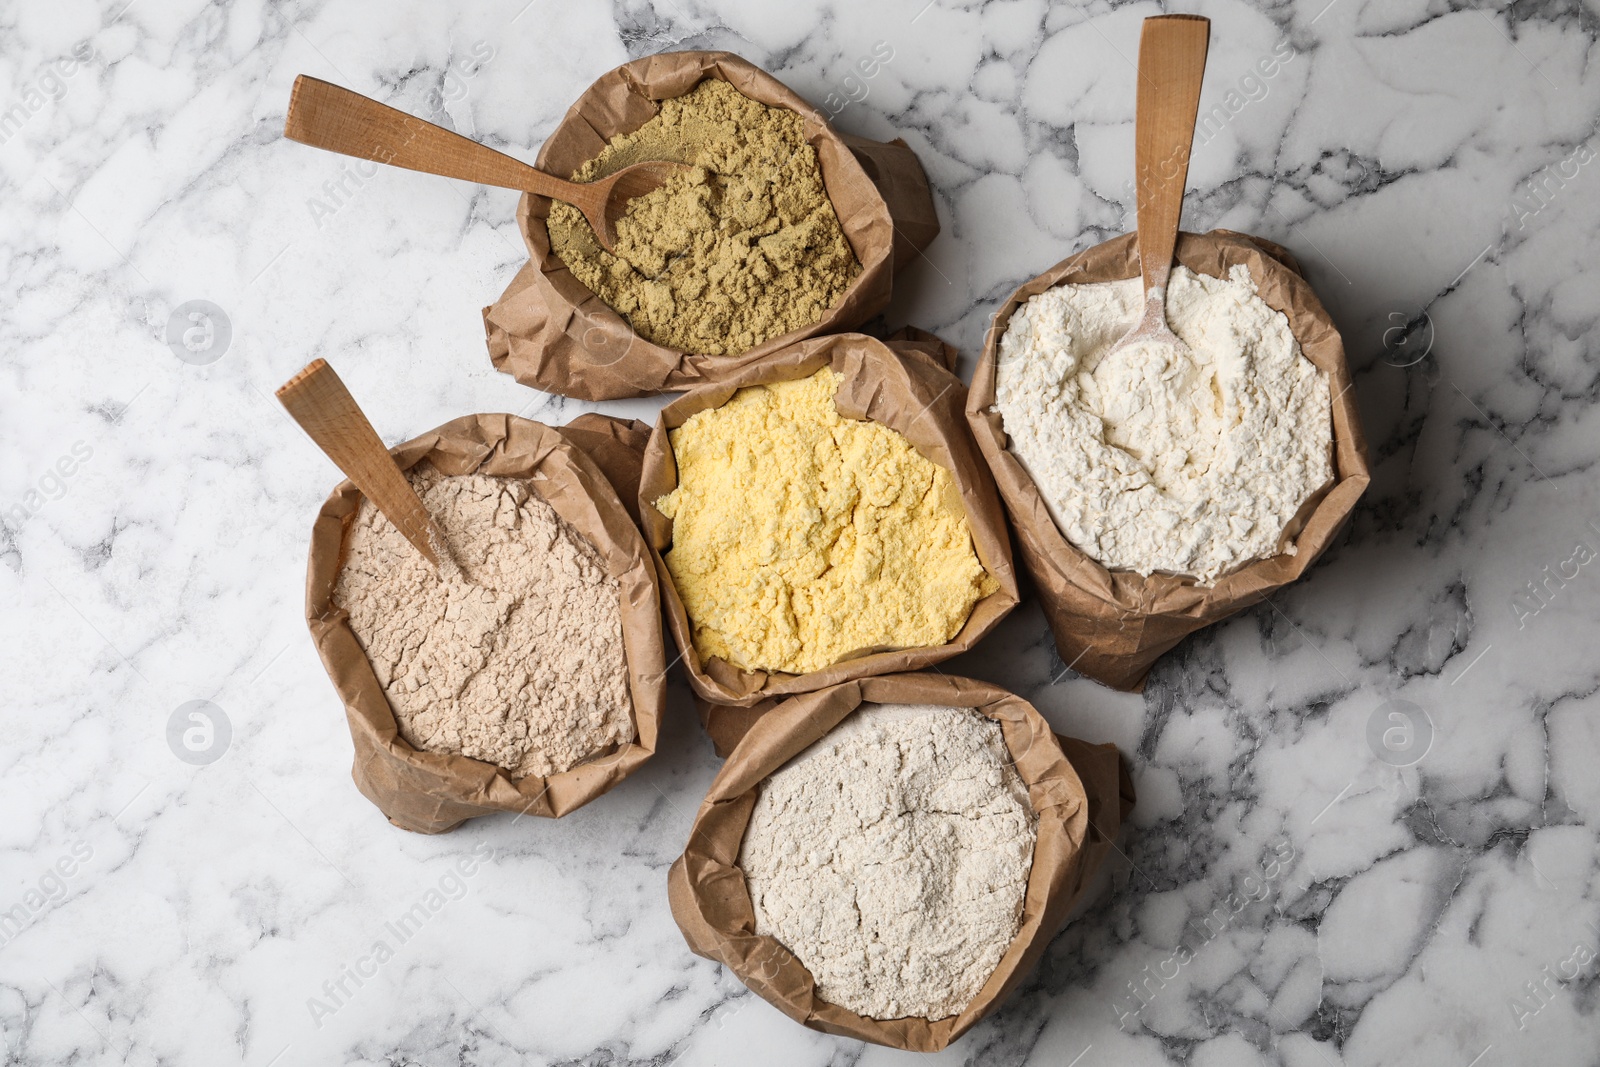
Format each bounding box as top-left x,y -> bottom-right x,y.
666,672 -> 1135,1051
303,413 -> 668,834
483,50 -> 941,401
966,229 -> 1371,692
545,412 -> 653,524
639,332 -> 1020,708
878,323 -> 959,374
692,691 -> 779,758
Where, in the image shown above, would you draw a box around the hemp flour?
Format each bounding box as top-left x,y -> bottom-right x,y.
333,464 -> 634,779
994,265 -> 1333,584
739,703 -> 1036,1020
548,79 -> 860,355
655,368 -> 996,675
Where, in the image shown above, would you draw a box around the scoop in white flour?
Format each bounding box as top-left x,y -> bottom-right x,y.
994,265 -> 1333,584
739,703 -> 1036,1021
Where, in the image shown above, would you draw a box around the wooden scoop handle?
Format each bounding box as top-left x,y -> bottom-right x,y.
284,75 -> 588,207
276,359 -> 441,569
1134,15 -> 1210,298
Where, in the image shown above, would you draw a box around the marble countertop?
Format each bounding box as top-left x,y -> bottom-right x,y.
5,0 -> 1599,1063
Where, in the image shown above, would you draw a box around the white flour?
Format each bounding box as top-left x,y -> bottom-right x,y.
334,465 -> 634,779
994,265 -> 1333,584
739,703 -> 1036,1020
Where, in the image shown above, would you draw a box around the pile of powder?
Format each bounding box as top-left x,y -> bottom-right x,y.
740,703 -> 1036,1020
655,368 -> 996,675
547,79 -> 861,356
333,464 -> 634,779
994,265 -> 1333,584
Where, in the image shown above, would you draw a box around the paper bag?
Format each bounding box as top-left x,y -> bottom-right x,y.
966,229 -> 1370,692
483,50 -> 940,400
667,672 -> 1134,1050
303,412 -> 666,834
639,332 -> 1019,708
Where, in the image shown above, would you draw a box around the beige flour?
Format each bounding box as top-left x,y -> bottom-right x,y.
333,464 -> 633,779
739,704 -> 1036,1020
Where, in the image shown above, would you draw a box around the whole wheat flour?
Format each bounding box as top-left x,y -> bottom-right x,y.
739,703 -> 1036,1020
333,464 -> 634,779
994,264 -> 1333,584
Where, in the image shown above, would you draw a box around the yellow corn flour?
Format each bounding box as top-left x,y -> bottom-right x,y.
655,368 -> 997,675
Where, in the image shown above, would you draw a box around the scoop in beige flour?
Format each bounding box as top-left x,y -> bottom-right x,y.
739,703 -> 1036,1020
333,464 -> 634,779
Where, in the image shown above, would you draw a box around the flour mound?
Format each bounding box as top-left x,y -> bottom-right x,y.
739,704 -> 1036,1021
548,79 -> 860,356
656,368 -> 995,675
333,465 -> 634,779
994,265 -> 1333,584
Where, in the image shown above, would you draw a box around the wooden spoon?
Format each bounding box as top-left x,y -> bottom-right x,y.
283,75 -> 688,252
276,358 -> 449,572
1110,15 -> 1211,359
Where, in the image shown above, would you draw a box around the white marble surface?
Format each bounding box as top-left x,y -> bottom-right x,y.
4,0 -> 1599,1063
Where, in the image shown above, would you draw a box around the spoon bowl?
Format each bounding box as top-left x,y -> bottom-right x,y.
1107,286 -> 1197,366
591,159 -> 692,248
284,75 -> 690,252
